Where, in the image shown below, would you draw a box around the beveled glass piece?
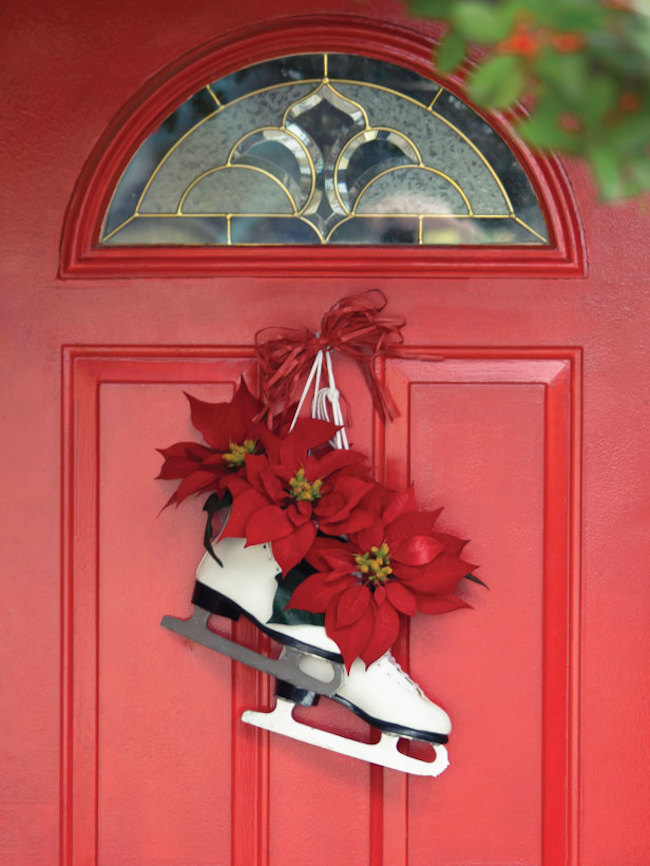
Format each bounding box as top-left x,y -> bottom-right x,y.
101,53 -> 549,246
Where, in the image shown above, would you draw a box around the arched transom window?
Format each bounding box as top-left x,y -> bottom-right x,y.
102,54 -> 549,247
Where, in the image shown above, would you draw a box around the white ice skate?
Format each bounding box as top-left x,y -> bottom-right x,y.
161,537 -> 450,777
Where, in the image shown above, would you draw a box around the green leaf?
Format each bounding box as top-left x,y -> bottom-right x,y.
534,49 -> 587,105
630,158 -> 650,192
588,145 -> 625,201
467,53 -> 525,108
465,572 -> 489,589
609,113 -> 650,154
517,115 -> 580,153
451,1 -> 516,44
436,29 -> 466,73
516,94 -> 582,153
580,75 -> 617,126
408,0 -> 455,19
267,566 -> 325,627
535,5 -> 606,32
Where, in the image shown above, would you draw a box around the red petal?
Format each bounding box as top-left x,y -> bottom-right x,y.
317,475 -> 374,520
287,573 -> 352,612
381,487 -> 417,524
263,474 -> 287,505
391,534 -> 445,566
360,603 -> 401,666
185,393 -> 230,450
313,448 -> 367,477
313,491 -> 346,519
350,521 -> 384,553
259,428 -> 282,464
245,504 -> 294,544
221,487 -> 269,538
305,538 -> 353,572
289,418 -> 339,452
173,469 -> 220,504
272,522 -> 317,574
324,569 -> 353,583
403,554 -> 475,595
335,583 -> 371,627
245,455 -> 288,504
325,604 -> 375,672
158,440 -> 214,462
417,594 -> 471,615
434,531 -> 469,557
231,376 -> 263,419
386,511 -> 437,540
385,581 -> 417,616
319,508 -> 376,537
157,455 -> 216,480
244,453 -> 268,491
373,585 -> 386,607
220,379 -> 265,444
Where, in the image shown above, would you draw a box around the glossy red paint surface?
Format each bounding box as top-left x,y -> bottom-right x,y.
1,2 -> 649,865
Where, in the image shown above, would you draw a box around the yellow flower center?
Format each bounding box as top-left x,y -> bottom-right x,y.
289,467 -> 323,501
354,542 -> 393,585
222,439 -> 257,468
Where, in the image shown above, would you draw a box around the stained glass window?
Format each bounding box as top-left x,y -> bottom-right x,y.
101,54 -> 549,247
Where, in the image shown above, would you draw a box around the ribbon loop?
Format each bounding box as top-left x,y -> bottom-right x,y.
255,290 -> 404,421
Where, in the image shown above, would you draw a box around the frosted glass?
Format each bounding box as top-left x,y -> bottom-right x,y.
102,54 -> 548,246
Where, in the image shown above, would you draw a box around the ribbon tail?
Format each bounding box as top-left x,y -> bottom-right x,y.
360,361 -> 399,422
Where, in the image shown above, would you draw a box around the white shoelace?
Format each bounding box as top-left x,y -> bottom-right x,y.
380,651 -> 420,693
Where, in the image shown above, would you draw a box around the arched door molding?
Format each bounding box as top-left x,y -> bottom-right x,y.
60,14 -> 585,278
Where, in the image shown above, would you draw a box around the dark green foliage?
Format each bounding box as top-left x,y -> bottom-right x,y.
407,0 -> 650,200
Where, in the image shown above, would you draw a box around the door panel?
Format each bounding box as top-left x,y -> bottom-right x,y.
63,348 -> 577,865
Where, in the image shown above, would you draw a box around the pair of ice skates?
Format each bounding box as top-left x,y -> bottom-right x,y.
162,536 -> 451,776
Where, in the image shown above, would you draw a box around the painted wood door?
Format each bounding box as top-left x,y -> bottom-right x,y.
2,2 -> 649,865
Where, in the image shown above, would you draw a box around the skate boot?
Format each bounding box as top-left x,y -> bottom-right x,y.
161,538 -> 450,776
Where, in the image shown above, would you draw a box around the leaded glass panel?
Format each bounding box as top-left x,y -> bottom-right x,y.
102,53 -> 549,246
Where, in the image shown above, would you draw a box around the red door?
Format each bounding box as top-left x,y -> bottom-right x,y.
2,3 -> 649,865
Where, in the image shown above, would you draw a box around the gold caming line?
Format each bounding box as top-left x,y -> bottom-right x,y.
133,78 -> 322,216
177,164 -> 298,215
105,213 -> 543,246
206,84 -> 221,107
513,216 -> 548,243
226,126 -> 317,215
349,164 -> 472,216
325,75 -> 515,214
427,88 -> 443,110
122,72 -> 498,234
333,127 -> 424,215
104,53 -> 546,245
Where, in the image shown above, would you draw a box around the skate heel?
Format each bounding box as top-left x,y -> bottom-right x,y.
191,582 -> 241,620
276,679 -> 321,707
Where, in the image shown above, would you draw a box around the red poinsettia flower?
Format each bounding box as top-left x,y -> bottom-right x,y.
287,486 -> 476,669
157,378 -> 268,507
220,417 -> 376,574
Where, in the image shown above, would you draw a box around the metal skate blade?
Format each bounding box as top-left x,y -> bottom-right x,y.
161,609 -> 342,696
242,699 -> 450,777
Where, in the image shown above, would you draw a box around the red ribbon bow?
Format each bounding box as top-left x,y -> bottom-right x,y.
255,290 -> 405,421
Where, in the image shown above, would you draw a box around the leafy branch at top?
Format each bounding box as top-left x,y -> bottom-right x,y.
407,0 -> 650,200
